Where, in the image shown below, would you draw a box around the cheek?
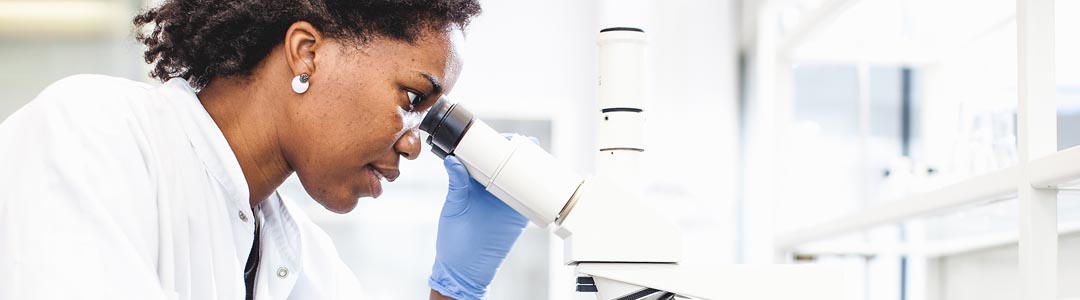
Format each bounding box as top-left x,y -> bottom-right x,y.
338,99 -> 409,152
286,89 -> 378,161
287,78 -> 413,165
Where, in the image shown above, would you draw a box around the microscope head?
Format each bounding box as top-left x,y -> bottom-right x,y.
419,96 -> 584,227
418,96 -> 681,264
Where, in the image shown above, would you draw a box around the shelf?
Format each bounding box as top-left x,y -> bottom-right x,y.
777,145 -> 1080,251
789,221 -> 1080,258
1029,144 -> 1080,188
775,166 -> 1021,249
763,0 -> 1061,297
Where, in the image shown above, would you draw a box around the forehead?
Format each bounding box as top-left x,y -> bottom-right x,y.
362,28 -> 464,85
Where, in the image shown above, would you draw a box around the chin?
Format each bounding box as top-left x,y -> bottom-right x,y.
306,186 -> 361,214
296,171 -> 369,214
320,197 -> 359,214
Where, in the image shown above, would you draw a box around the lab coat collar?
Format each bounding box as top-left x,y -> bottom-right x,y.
158,78 -> 305,297
159,78 -> 304,294
157,78 -> 253,224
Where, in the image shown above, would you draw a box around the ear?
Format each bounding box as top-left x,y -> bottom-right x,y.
284,21 -> 321,76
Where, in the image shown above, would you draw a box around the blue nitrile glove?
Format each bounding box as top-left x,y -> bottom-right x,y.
429,155 -> 528,300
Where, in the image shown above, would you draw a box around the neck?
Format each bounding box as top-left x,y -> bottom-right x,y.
197,75 -> 293,209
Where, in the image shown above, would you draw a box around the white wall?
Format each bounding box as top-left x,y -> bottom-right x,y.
645,0 -> 740,268
0,39 -> 145,117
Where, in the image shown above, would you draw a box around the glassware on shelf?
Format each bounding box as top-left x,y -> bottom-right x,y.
950,104 -> 1018,177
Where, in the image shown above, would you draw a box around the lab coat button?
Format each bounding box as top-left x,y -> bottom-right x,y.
239,210 -> 248,222
276,267 -> 289,278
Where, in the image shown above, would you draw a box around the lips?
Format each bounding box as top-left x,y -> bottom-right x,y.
364,165 -> 400,198
365,166 -> 383,198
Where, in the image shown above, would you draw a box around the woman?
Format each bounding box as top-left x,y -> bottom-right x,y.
0,1 -> 526,299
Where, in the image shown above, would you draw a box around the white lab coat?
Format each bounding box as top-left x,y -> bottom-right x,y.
0,75 -> 364,299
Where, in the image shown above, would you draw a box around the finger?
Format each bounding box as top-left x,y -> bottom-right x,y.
443,156 -> 471,192
441,156 -> 471,217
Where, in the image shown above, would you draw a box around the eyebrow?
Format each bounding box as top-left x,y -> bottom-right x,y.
420,73 -> 442,96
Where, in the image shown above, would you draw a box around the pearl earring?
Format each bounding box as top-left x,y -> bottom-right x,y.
291,73 -> 310,94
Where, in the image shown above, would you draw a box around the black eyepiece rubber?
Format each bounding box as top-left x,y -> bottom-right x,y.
419,96 -> 475,158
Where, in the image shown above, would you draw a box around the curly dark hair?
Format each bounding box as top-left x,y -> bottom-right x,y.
133,0 -> 481,89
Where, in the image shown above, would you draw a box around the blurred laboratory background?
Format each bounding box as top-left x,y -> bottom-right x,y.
1,0 -> 1078,299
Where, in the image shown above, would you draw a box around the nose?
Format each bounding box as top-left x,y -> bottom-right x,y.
395,129 -> 421,160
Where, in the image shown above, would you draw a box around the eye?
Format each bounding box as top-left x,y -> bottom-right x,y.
406,91 -> 424,110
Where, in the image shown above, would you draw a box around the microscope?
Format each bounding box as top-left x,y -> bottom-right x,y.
420,27 -> 846,300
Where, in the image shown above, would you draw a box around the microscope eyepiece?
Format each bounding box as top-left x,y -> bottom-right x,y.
419,96 -> 475,158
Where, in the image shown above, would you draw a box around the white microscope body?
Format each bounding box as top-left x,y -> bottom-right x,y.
419,28 -> 845,300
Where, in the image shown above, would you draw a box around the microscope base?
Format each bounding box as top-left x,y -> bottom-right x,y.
574,262 -> 848,300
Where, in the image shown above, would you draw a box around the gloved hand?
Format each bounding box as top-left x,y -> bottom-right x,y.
429,155 -> 528,300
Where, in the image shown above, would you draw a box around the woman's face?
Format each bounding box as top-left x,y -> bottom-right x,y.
281,28 -> 464,213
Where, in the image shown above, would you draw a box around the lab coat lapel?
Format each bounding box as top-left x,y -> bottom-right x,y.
157,78 -> 253,299
255,193 -> 302,299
